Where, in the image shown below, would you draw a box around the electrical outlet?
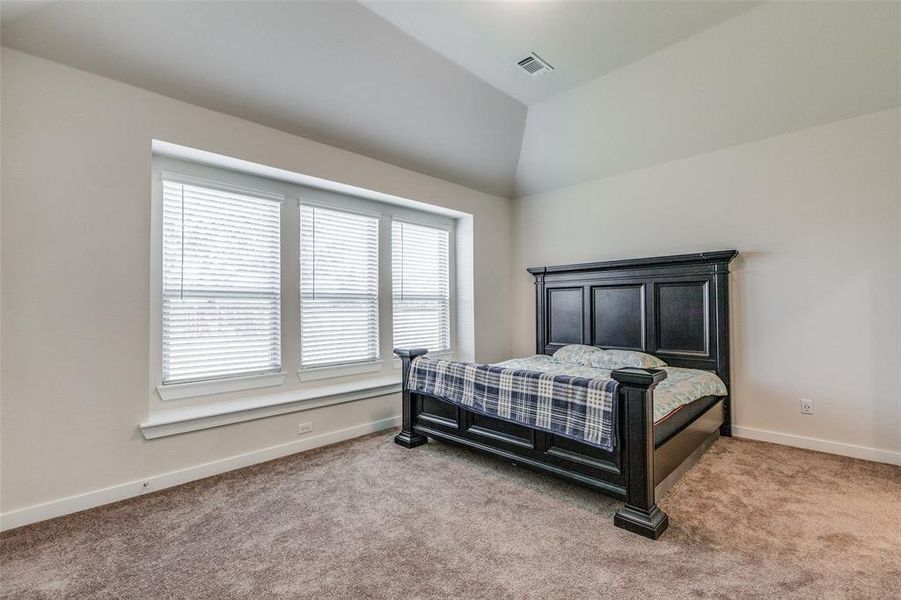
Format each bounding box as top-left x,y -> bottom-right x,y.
298,422 -> 313,434
800,399 -> 813,415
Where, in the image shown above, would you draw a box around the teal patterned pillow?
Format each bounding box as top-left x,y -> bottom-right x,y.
588,349 -> 667,369
552,344 -> 605,365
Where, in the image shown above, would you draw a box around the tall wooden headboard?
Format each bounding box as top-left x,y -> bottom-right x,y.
528,251 -> 738,431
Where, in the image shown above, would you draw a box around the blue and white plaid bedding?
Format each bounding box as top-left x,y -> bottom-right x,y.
407,357 -> 620,451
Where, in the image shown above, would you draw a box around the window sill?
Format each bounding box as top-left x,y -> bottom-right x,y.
297,360 -> 383,382
141,375 -> 400,440
157,371 -> 287,401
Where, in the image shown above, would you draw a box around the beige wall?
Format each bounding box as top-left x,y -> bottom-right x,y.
0,49 -> 512,514
512,108 -> 901,459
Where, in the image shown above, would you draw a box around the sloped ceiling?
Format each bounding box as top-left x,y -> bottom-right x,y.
0,0 -> 527,198
362,0 -> 758,106
514,1 -> 901,196
3,2 -> 898,200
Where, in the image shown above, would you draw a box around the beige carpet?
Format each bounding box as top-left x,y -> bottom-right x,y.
1,431 -> 899,599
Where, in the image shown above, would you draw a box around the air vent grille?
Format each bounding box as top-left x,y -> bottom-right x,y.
517,53 -> 554,79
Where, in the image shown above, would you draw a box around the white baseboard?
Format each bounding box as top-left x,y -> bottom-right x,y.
732,426 -> 901,466
0,416 -> 400,532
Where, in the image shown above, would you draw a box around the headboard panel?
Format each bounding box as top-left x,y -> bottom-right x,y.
528,251 -> 737,385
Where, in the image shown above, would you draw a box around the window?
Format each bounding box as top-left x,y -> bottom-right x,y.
300,204 -> 379,368
152,149 -> 464,407
392,220 -> 451,353
161,178 -> 282,384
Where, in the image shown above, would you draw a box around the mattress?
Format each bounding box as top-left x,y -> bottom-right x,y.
493,354 -> 727,439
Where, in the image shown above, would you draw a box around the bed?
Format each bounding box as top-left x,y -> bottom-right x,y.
393,250 -> 738,539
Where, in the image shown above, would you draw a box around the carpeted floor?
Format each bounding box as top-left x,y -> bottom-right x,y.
1,431 -> 899,599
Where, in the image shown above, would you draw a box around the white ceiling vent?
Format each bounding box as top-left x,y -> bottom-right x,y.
517,53 -> 554,79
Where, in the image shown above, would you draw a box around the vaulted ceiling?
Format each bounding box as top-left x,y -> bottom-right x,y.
0,1 -> 754,198
362,1 -> 758,106
3,2 -> 896,199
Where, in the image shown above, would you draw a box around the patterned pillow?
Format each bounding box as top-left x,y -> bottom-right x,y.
588,349 -> 667,369
552,344 -> 605,365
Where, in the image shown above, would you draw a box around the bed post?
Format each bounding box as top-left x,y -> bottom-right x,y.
611,367 -> 669,539
394,348 -> 429,449
714,260 -> 733,437
530,267 -> 547,355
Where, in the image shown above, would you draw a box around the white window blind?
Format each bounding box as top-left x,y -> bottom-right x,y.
392,220 -> 450,353
300,205 -> 379,368
162,179 -> 282,384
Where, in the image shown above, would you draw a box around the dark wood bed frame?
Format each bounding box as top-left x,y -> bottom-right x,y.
394,250 -> 738,539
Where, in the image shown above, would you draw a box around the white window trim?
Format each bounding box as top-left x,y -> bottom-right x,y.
390,207 -> 454,231
151,158 -> 297,406
297,360 -> 383,382
157,371 -> 288,401
297,189 -> 384,218
161,171 -> 286,203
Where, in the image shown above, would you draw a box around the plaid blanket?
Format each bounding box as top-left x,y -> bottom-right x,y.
407,357 -> 620,451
